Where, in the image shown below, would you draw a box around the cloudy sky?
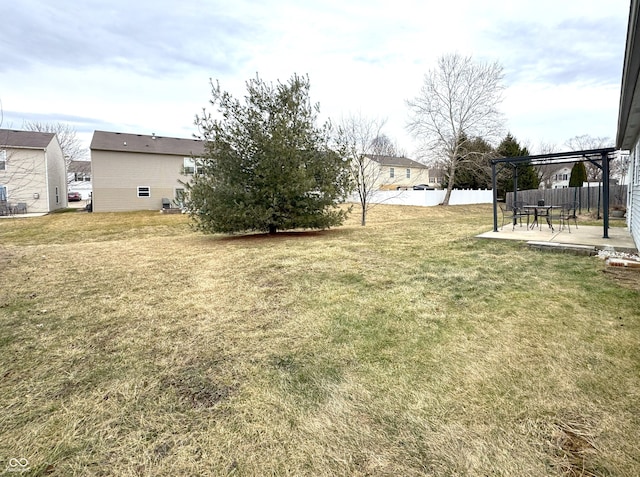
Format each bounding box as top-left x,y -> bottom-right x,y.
0,0 -> 631,158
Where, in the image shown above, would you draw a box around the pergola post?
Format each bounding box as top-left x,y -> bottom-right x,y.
492,161 -> 498,232
602,151 -> 610,238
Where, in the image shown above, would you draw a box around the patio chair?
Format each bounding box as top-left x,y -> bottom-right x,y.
559,202 -> 578,232
498,203 -> 511,230
512,201 -> 531,230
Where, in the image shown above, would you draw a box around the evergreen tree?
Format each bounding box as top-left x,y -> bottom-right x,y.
496,133 -> 539,191
446,135 -> 494,189
569,161 -> 587,187
185,74 -> 352,234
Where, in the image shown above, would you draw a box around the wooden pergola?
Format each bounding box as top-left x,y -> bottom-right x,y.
490,148 -> 617,238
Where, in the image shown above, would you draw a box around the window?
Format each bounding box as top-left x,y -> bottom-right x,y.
389,167 -> 395,178
137,186 -> 151,197
0,185 -> 6,201
74,172 -> 91,182
406,168 -> 411,179
183,157 -> 204,175
0,150 -> 6,171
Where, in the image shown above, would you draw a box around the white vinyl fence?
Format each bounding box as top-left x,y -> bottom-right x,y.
347,189 -> 493,207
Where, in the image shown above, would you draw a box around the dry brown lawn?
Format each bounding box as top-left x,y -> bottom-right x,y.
1,204 -> 639,476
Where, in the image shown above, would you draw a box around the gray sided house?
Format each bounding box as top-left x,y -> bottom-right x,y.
0,128 -> 67,214
68,160 -> 93,201
617,0 -> 640,250
90,131 -> 205,212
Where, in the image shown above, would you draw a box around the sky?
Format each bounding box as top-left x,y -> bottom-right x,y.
0,0 -> 631,160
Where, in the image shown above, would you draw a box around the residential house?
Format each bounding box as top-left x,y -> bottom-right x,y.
365,155 -> 430,190
550,166 -> 571,189
68,160 -> 92,200
427,168 -> 445,188
617,0 -> 640,250
90,131 -> 206,212
0,128 -> 67,214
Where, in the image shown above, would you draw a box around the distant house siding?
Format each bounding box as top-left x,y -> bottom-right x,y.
92,150 -> 187,212
45,140 -> 67,211
374,163 -> 429,190
0,147 -> 49,212
0,132 -> 66,213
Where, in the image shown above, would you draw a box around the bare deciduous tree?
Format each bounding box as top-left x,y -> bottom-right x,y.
337,115 -> 406,226
535,141 -> 560,188
407,53 -> 505,205
22,121 -> 88,182
565,134 -> 615,181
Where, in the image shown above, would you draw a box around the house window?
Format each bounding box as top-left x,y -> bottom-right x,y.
0,150 -> 6,171
406,168 -> 411,179
183,157 -> 203,175
0,185 -> 6,201
137,186 -> 151,197
389,167 -> 395,178
74,172 -> 91,182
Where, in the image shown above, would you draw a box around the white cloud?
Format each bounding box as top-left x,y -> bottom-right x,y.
0,0 -> 631,157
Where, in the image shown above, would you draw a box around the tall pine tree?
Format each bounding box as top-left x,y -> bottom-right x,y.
569,161 -> 587,187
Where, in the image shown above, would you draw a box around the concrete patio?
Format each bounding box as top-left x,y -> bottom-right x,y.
476,223 -> 637,255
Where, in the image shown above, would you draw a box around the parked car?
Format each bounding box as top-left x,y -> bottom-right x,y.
413,184 -> 434,190
68,191 -> 82,201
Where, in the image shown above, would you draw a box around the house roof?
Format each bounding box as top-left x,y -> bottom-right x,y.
617,0 -> 640,149
69,160 -> 91,173
0,129 -> 55,149
90,130 -> 205,156
366,154 -> 428,169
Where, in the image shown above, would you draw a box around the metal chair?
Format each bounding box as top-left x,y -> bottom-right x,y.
498,203 -> 511,230
559,202 -> 578,232
512,201 -> 531,230
0,201 -> 13,216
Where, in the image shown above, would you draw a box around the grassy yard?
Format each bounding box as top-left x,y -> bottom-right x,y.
1,204 -> 639,476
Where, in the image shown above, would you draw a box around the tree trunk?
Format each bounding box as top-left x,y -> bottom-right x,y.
442,161 -> 456,205
361,204 -> 366,226
269,224 -> 277,234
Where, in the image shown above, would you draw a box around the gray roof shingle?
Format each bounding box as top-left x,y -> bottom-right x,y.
90,130 -> 205,156
366,154 -> 428,169
0,129 -> 55,149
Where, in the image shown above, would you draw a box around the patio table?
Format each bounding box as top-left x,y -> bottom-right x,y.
524,205 -> 561,231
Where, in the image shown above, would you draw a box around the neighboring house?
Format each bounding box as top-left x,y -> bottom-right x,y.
68,160 -> 92,200
90,131 -> 205,212
365,155 -> 430,190
617,0 -> 640,250
550,166 -> 571,189
0,128 -> 67,214
427,168 -> 445,188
